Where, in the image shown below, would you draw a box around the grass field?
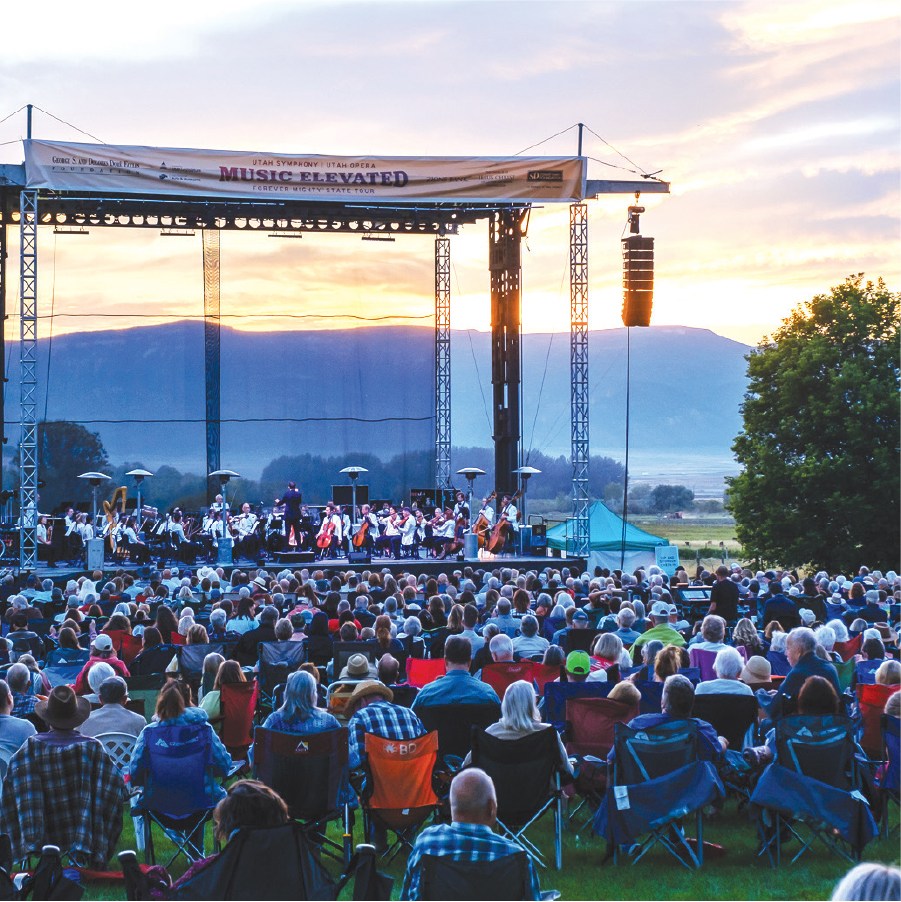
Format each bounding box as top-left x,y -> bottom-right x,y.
78,790 -> 899,900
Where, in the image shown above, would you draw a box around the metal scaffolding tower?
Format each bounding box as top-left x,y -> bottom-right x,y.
202,230 -> 221,504
18,190 -> 38,570
570,203 -> 590,557
435,237 -> 451,491
489,208 -> 528,498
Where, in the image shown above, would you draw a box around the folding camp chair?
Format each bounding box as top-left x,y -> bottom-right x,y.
531,664 -> 561,696
753,714 -> 874,867
253,725 -> 353,866
131,722 -> 226,867
690,694 -> 758,753
331,641 -> 377,679
469,726 -> 564,869
834,659 -> 856,693
542,681 -> 613,730
855,660 -> 881,686
416,851 -> 535,901
168,823 -> 337,900
767,651 -> 792,677
407,658 -> 446,688
177,642 -> 227,692
879,714 -> 899,839
362,731 -> 440,863
688,647 -> 718,682
119,635 -> 143,668
834,635 -> 862,662
416,702 -> 501,769
124,673 -> 168,721
856,683 -> 895,759
257,641 -> 307,709
327,680 -> 368,724
217,681 -> 258,764
562,630 -> 600,655
42,662 -> 86,688
481,661 -> 536,700
634,681 -> 664,715
129,644 -> 179,676
564,696 -> 639,830
608,719 -> 712,867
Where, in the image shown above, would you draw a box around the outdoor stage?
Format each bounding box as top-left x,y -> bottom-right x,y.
25,552 -> 586,583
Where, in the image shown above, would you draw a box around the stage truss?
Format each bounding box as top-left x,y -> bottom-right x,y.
0,165 -> 668,569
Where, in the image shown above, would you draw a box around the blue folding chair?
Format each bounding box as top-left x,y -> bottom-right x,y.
751,715 -> 877,867
855,659 -> 881,686
131,722 -> 226,867
542,681 -> 612,730
879,714 -> 899,839
633,681 -> 664,715
602,719 -> 721,868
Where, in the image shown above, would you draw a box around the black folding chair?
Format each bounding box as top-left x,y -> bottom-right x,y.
331,641 -> 377,678
417,703 -> 500,769
417,851 -> 535,901
253,726 -> 353,866
177,642 -> 227,692
469,727 -> 564,869
690,693 -> 758,753
257,641 -> 307,709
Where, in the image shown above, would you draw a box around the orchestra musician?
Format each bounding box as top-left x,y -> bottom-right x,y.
281,481 -> 303,551
431,508 -> 457,558
121,516 -> 151,564
398,506 -> 417,558
497,494 -> 519,553
232,502 -> 260,561
353,503 -> 379,553
167,510 -> 202,564
373,505 -> 401,559
37,515 -> 57,567
315,502 -> 343,560
477,496 -> 495,527
452,490 -> 470,522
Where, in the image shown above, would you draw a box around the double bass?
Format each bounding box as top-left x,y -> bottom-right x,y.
472,492 -> 497,550
486,490 -> 522,554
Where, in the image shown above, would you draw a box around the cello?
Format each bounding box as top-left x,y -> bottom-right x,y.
472,492 -> 497,550
486,490 -> 522,554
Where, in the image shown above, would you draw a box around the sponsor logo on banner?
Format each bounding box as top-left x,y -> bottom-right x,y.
527,170 -> 563,181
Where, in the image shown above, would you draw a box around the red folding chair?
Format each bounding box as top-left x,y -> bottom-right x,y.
481,661 -> 535,700
120,635 -> 143,667
857,683 -> 895,759
219,681 -> 259,764
100,629 -> 128,655
834,635 -> 862,663
531,664 -> 561,695
406,658 -> 446,688
362,731 -> 439,862
170,633 -> 187,646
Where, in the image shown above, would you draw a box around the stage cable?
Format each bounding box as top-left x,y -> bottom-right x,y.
621,326 -> 631,569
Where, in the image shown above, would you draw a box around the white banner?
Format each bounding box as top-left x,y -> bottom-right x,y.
24,140 -> 586,203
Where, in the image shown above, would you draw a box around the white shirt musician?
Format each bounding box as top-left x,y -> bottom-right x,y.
399,508 -> 418,547
477,498 -> 495,525
499,496 -> 519,532
355,505 -> 379,543
452,492 -> 470,522
234,503 -> 258,538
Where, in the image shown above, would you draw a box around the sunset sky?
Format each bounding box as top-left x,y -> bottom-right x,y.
0,0 -> 898,347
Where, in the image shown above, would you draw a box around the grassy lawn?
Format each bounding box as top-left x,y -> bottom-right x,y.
79,793 -> 899,900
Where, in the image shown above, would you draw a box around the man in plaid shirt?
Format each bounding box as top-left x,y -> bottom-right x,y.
346,680 -> 425,769
401,768 -> 541,900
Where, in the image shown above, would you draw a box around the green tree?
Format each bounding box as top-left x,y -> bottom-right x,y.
650,484 -> 695,512
726,275 -> 900,571
17,421 -> 110,512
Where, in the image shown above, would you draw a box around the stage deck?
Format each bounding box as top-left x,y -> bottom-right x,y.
21,552 -> 585,583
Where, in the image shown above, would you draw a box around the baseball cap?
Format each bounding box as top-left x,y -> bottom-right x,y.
572,609 -> 589,622
93,634 -> 113,651
565,650 -> 590,676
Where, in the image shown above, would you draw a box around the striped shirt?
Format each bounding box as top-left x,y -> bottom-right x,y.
347,700 -> 424,768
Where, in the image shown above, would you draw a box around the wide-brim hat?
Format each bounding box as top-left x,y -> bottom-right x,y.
347,653 -> 371,677
347,680 -> 393,710
740,655 -> 772,685
35,685 -> 91,730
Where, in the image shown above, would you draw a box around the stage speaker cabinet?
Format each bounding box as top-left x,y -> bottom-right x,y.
531,523 -> 547,538
348,551 -> 371,564
216,536 -> 234,566
86,538 -> 104,570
